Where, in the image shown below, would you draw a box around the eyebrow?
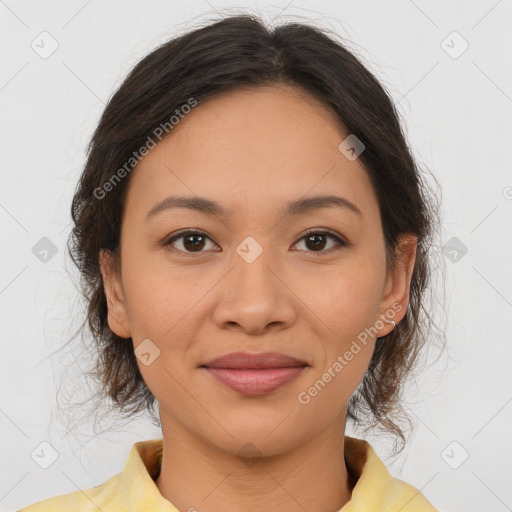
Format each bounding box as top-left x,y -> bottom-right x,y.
145,194 -> 362,220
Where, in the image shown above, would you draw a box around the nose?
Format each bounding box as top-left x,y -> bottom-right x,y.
212,247 -> 297,335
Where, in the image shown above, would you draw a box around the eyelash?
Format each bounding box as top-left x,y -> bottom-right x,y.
162,229 -> 347,256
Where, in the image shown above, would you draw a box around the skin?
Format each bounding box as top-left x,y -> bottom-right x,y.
100,84 -> 417,512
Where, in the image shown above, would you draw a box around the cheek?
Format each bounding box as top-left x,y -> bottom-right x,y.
120,253 -> 210,393
121,249 -> 206,341
295,260 -> 381,384
294,257 -> 384,333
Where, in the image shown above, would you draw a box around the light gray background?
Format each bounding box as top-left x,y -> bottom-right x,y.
1,1 -> 511,511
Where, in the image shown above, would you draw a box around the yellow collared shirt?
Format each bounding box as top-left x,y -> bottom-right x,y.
20,436 -> 438,511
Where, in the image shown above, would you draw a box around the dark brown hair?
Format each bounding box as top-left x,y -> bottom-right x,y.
67,13 -> 445,455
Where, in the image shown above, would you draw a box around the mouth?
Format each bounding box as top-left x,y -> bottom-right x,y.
200,352 -> 308,395
200,351 -> 308,369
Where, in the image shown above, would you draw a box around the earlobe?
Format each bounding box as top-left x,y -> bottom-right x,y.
378,234 -> 418,335
99,249 -> 131,339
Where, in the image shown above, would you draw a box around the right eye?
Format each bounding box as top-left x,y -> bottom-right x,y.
163,230 -> 220,254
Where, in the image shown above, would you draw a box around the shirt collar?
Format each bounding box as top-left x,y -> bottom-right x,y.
121,438 -> 175,512
341,435 -> 395,510
120,435 -> 396,512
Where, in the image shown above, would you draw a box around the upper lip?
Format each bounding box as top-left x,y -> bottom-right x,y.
201,351 -> 308,369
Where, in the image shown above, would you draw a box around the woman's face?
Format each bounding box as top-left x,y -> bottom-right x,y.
101,84 -> 416,457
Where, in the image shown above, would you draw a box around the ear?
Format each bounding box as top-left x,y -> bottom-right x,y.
99,249 -> 131,339
377,233 -> 418,337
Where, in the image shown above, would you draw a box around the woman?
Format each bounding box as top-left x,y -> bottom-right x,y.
21,13 -> 442,511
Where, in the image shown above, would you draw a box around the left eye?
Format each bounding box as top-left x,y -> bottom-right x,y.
163,230 -> 346,254
292,231 -> 347,253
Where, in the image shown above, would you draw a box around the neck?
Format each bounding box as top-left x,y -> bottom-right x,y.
155,417 -> 353,512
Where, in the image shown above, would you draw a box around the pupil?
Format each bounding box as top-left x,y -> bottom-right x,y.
184,234 -> 204,251
306,234 -> 326,251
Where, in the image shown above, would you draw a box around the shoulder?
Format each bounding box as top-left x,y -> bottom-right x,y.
382,475 -> 438,511
18,438 -> 164,512
18,473 -> 123,512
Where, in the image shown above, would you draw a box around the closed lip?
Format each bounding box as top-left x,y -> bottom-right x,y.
200,351 -> 308,369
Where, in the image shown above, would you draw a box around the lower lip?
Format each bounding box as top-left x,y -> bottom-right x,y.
203,366 -> 307,395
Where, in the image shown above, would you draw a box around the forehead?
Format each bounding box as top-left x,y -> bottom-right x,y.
123,85 -> 379,225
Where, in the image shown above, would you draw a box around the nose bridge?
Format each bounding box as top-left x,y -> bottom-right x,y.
231,237 -> 280,301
